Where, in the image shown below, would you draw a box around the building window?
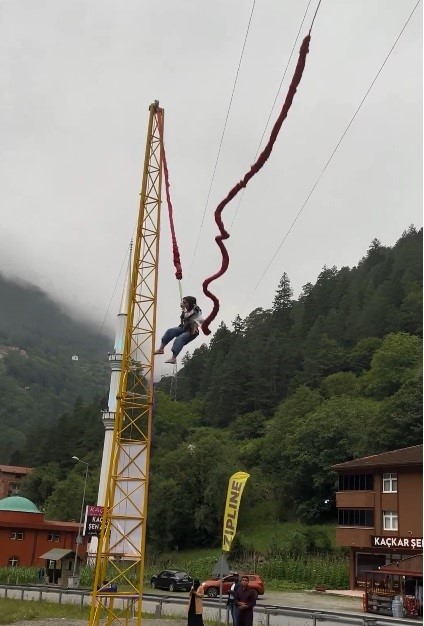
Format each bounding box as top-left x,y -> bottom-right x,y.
338,474 -> 374,491
382,473 -> 397,493
383,510 -> 398,531
10,530 -> 24,540
8,556 -> 19,567
48,532 -> 60,542
338,509 -> 374,527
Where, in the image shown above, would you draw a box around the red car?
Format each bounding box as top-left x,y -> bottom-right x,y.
202,573 -> 265,598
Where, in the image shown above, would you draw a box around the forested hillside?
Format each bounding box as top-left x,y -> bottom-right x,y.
0,273 -> 111,464
17,227 -> 423,551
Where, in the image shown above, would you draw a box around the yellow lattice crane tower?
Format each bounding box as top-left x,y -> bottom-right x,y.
89,101 -> 163,626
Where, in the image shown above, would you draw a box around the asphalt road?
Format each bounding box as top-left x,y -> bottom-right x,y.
145,586 -> 363,613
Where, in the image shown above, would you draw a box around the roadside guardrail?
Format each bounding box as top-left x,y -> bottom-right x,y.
0,583 -> 420,626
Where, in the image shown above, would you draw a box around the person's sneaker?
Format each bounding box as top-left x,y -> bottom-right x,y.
154,349 -> 164,355
165,356 -> 176,364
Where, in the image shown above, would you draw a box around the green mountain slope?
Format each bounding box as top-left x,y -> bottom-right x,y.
0,273 -> 112,463
14,228 -> 423,550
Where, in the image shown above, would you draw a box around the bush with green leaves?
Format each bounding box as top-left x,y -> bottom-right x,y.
0,567 -> 38,585
259,554 -> 348,589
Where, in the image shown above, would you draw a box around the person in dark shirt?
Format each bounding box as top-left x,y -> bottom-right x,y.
235,576 -> 257,626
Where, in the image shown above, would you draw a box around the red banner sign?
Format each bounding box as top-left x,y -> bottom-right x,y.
83,505 -> 104,537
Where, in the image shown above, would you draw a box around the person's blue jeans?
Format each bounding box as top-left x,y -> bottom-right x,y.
161,326 -> 197,356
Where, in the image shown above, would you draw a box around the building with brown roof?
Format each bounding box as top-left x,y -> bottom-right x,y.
333,444 -> 423,589
0,495 -> 88,585
0,464 -> 33,498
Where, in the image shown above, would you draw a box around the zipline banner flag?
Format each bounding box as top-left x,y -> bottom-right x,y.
222,471 -> 250,551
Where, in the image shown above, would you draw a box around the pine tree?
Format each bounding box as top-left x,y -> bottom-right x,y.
273,272 -> 293,311
232,314 -> 244,334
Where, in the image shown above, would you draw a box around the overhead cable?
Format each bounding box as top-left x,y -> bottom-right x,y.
230,0 -> 315,229
248,0 -> 422,302
189,0 -> 257,270
95,241 -> 131,345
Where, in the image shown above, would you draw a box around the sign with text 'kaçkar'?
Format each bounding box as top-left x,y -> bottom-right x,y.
83,505 -> 104,537
371,536 -> 422,549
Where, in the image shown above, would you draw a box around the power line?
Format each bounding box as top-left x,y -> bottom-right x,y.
246,0 -> 421,303
189,0 -> 257,270
230,0 -> 314,230
94,241 -> 131,345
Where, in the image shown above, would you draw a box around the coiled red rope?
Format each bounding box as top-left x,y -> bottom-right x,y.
157,112 -> 183,281
201,34 -> 311,335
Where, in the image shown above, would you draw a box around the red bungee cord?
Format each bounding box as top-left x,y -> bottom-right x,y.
201,34 -> 311,335
157,112 -> 183,281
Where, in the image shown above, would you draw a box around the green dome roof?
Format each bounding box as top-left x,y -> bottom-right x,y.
0,496 -> 40,513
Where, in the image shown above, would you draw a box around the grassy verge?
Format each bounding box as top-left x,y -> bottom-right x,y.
0,597 -> 215,625
0,597 -> 89,624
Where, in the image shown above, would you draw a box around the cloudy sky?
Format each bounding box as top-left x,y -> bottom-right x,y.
0,0 -> 422,355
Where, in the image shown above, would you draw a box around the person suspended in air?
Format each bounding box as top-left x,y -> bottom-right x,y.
155,296 -> 203,364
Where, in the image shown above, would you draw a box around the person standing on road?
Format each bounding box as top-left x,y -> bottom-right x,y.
227,577 -> 241,626
188,579 -> 205,626
235,576 -> 257,626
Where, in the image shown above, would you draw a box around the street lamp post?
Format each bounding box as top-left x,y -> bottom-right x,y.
71,456 -> 89,580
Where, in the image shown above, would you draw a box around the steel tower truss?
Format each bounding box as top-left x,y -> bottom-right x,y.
89,101 -> 163,626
